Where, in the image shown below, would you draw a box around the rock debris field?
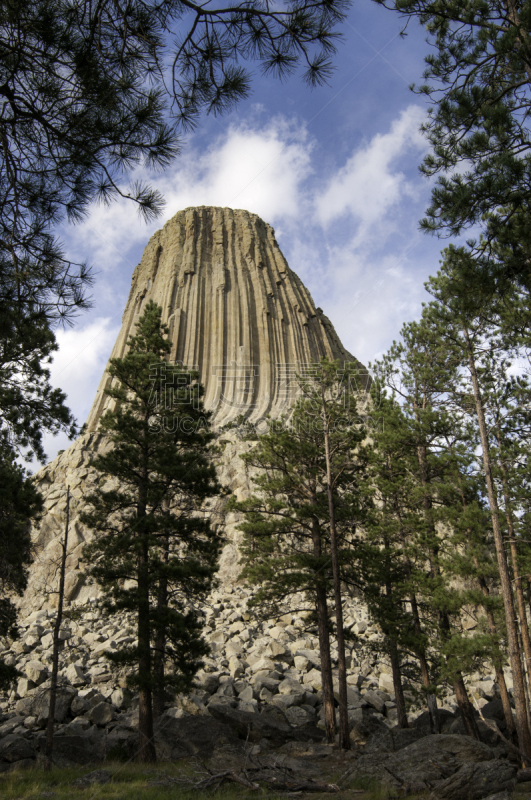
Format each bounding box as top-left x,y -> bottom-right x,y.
0,586 -> 527,799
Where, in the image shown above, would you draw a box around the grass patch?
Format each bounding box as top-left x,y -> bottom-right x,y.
0,761 -> 286,800
0,760 -> 435,800
0,762 -> 266,800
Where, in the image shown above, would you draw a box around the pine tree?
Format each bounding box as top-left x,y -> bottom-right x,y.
80,301 -> 221,763
0,304 -> 76,463
371,321 -> 485,739
0,440 -> 42,687
374,0 -> 531,292
359,384 -> 428,730
424,259 -> 531,758
233,359 -> 369,749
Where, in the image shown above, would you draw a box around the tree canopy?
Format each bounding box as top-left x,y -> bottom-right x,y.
1,0 -> 350,324
376,0 -> 531,292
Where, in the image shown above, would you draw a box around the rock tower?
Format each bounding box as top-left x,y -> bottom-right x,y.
24,206 -> 367,612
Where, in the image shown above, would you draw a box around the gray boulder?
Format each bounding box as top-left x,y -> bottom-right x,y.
352,734 -> 498,792
88,702 -> 113,726
364,727 -> 427,753
0,734 -> 35,762
412,708 -> 456,734
155,713 -> 240,760
448,717 -> 502,746
208,704 -> 325,746
430,760 -> 517,800
15,686 -> 76,723
348,707 -> 389,741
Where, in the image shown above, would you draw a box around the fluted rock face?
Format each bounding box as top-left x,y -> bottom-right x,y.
86,206 -> 363,430
22,207 -> 367,612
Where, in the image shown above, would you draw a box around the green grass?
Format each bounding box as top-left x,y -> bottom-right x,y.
0,760 -> 437,800
0,761 -> 286,800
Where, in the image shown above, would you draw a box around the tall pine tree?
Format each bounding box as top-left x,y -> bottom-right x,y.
233,359 -> 369,748
81,301 -> 221,763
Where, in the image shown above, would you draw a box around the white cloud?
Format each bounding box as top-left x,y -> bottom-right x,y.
50,317 -> 119,425
315,105 -> 427,233
163,117 -> 313,221
64,117 -> 313,268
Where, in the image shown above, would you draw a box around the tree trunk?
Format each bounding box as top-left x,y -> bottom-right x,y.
410,591 -> 440,732
464,324 -> 531,760
389,636 -> 409,728
497,448 -> 531,698
312,519 -> 336,744
137,538 -> 156,762
383,541 -> 408,728
153,534 -> 169,720
438,602 -> 481,741
453,675 -> 481,740
477,574 -> 517,741
323,413 -> 350,750
45,487 -> 70,771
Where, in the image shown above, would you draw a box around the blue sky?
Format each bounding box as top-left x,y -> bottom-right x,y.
44,0 -> 452,463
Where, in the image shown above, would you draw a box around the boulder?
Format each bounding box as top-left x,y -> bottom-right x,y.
430,760 -> 517,800
285,706 -> 314,726
480,699 -> 508,729
238,686 -> 254,703
36,734 -> 104,766
348,707 -> 389,741
363,690 -> 386,713
66,664 -> 88,686
88,702 -> 113,726
413,708 -> 456,734
208,704 -> 325,746
352,734 -> 498,792
250,658 -> 276,673
15,686 -> 76,723
272,693 -> 305,710
0,734 -> 36,762
448,717 -> 502,746
364,727 -> 427,753
278,678 -> 304,696
155,713 -> 240,760
25,661 -> 47,685
17,678 -> 35,697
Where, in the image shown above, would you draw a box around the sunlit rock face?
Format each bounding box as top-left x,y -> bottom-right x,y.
22,207 -> 368,612
86,206 -> 363,431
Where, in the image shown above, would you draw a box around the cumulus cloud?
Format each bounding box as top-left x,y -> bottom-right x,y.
315,105 -> 427,234
64,117 -> 313,269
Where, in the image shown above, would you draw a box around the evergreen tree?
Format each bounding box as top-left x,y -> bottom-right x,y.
0,440 -> 42,688
424,259 -> 531,758
360,384 -> 428,730
80,301 -> 221,763
232,359 -> 368,749
0,303 -> 76,463
371,321 -> 485,739
374,0 -> 531,292
0,302 -> 75,692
